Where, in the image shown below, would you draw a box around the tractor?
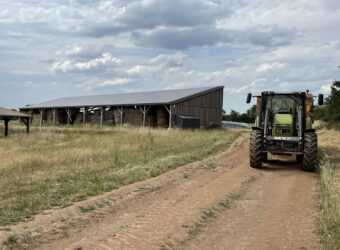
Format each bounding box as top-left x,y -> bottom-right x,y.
246,91 -> 324,171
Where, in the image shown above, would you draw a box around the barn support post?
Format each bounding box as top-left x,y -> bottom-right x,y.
164,105 -> 172,129
139,105 -> 151,127
53,108 -> 56,126
66,108 -> 72,125
40,109 -> 43,125
83,108 -> 86,125
100,107 -> 104,126
4,118 -> 9,136
29,110 -> 33,125
117,106 -> 127,126
21,117 -> 30,134
26,117 -> 30,133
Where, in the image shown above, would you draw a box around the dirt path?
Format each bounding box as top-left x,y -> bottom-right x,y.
0,134 -> 320,250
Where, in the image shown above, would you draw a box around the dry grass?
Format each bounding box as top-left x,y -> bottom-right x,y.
318,130 -> 340,250
0,124 -> 240,225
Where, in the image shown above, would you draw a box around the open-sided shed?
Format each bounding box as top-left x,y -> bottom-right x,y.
0,107 -> 31,136
20,86 -> 224,129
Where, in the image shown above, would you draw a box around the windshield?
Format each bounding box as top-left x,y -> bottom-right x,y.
266,95 -> 302,114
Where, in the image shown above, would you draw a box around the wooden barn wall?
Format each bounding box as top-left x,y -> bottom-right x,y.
174,89 -> 223,128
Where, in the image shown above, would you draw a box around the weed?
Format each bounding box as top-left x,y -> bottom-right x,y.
79,205 -> 96,213
218,198 -> 230,208
135,185 -> 161,192
183,172 -> 189,178
60,230 -> 69,239
202,209 -> 215,219
2,235 -> 18,246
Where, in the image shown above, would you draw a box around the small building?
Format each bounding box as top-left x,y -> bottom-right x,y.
0,107 -> 31,136
20,86 -> 224,129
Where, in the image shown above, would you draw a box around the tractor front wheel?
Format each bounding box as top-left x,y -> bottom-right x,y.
250,130 -> 263,168
302,132 -> 318,172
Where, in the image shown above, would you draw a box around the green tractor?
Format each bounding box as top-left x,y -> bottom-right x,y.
246,91 -> 324,171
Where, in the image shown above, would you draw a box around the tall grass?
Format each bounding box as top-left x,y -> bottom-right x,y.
318,155 -> 340,250
0,124 -> 240,225
314,120 -> 340,131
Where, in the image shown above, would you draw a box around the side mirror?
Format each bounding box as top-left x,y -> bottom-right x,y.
246,93 -> 252,104
318,94 -> 324,105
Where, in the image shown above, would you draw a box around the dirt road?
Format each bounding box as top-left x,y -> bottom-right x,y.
0,134 -> 320,250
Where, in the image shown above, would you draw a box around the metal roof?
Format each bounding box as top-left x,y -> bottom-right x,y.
21,86 -> 223,109
0,107 -> 31,119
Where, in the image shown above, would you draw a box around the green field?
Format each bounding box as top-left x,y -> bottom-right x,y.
0,124 -> 240,225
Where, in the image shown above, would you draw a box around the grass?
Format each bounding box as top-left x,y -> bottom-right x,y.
314,120 -> 340,131
318,155 -> 340,250
318,129 -> 340,250
0,124 -> 240,226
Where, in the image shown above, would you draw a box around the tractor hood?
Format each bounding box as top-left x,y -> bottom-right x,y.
272,114 -> 294,136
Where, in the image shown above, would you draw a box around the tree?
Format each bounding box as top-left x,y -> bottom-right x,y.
324,80 -> 340,123
222,105 -> 256,123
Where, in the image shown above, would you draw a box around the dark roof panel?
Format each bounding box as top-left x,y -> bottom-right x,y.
0,107 -> 31,119
21,86 -> 223,109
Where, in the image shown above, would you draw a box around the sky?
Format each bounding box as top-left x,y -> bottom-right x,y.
1,0 -> 340,112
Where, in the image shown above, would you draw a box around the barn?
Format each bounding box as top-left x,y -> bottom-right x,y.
20,86 -> 224,129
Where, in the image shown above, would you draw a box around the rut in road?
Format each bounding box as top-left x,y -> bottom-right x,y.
0,134 -> 319,250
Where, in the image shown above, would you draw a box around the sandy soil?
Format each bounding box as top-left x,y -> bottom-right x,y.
0,134 -> 320,250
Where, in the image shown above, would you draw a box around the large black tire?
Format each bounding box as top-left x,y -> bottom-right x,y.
302,132 -> 318,172
250,130 -> 263,168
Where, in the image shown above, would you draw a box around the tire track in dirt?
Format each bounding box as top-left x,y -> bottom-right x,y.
178,156 -> 320,250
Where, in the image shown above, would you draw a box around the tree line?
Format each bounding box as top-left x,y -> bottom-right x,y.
315,80 -> 340,123
222,105 -> 256,123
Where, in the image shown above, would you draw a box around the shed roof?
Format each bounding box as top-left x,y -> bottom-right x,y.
21,86 -> 223,109
0,107 -> 31,119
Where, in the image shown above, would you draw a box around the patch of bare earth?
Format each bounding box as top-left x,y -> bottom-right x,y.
0,134 -> 320,250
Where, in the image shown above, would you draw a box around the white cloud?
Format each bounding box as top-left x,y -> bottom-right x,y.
65,46 -> 82,56
52,53 -> 121,73
98,78 -> 132,87
126,52 -> 185,75
256,62 -> 286,73
320,83 -> 332,94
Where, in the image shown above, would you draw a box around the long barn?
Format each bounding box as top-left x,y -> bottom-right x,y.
20,86 -> 224,128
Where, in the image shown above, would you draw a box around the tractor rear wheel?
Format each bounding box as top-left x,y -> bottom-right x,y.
250,130 -> 263,168
302,132 -> 318,172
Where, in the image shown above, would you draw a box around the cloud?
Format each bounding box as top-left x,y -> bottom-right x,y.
132,25 -> 296,50
64,46 -> 83,56
83,0 -> 234,37
127,52 -> 185,74
97,78 -> 132,87
256,62 -> 286,73
52,53 -> 121,73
